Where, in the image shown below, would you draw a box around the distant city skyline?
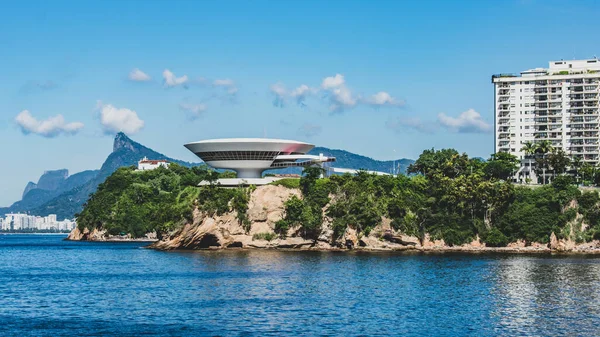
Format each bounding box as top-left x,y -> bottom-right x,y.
1,213 -> 75,232
2,0 -> 600,205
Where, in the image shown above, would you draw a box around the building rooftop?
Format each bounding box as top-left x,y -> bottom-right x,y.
492,58 -> 600,81
185,138 -> 312,145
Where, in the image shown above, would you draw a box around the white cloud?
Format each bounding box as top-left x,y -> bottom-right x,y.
321,74 -> 345,90
15,110 -> 84,137
270,83 -> 287,107
437,109 -> 491,133
272,73 -> 403,112
298,123 -> 322,138
213,79 -> 234,87
367,91 -> 405,107
97,102 -> 144,135
128,68 -> 151,82
290,84 -> 316,105
213,78 -> 238,95
321,74 -> 358,112
179,103 -> 207,120
162,69 -> 189,88
270,83 -> 316,107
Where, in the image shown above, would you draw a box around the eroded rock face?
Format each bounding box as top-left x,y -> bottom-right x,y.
549,232 -> 559,250
69,184 -> 600,253
66,226 -> 157,242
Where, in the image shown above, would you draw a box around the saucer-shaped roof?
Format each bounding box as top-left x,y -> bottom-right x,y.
184,138 -> 314,154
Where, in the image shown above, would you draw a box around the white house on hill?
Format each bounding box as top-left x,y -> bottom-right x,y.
137,157 -> 169,171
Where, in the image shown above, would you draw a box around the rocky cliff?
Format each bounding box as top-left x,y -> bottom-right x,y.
143,185 -> 600,252
66,226 -> 157,242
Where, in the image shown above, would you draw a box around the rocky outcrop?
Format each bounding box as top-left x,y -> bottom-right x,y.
65,226 -> 157,242
68,184 -> 600,253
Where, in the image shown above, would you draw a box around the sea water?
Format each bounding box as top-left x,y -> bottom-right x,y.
0,234 -> 599,336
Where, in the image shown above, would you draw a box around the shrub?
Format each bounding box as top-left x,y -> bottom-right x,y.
484,227 -> 509,247
252,232 -> 277,241
270,178 -> 300,189
274,219 -> 290,237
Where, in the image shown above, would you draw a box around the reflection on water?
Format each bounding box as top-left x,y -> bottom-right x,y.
0,235 -> 599,336
493,256 -> 600,335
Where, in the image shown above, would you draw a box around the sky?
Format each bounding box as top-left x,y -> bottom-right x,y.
1,0 -> 600,206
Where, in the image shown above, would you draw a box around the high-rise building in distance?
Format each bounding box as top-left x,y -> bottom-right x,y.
492,59 -> 600,164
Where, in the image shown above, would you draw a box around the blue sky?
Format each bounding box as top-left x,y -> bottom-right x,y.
1,0 -> 600,206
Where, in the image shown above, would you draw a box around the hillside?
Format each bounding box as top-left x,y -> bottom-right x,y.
29,133 -> 198,220
309,147 -> 412,174
1,169 -> 99,215
2,133 -> 414,219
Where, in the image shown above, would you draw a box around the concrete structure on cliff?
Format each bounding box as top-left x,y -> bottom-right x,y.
184,138 -> 336,185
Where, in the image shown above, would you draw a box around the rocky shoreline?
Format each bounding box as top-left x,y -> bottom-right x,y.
66,227 -> 158,242
67,185 -> 600,254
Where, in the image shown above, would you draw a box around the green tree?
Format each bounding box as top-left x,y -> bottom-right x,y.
484,152 -> 519,180
547,147 -> 571,176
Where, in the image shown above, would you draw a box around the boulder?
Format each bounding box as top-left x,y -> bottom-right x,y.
549,232 -> 558,250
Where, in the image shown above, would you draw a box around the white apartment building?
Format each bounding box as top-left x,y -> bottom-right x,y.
492,59 -> 600,167
2,213 -> 75,231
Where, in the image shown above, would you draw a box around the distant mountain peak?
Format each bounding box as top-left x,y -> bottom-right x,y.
113,132 -> 137,153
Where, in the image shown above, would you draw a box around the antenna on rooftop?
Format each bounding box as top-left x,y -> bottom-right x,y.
263,126 -> 267,138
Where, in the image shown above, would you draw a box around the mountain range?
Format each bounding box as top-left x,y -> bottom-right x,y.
1,133 -> 413,219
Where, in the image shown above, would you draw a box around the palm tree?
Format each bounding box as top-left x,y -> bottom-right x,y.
535,140 -> 553,155
571,156 -> 583,184
520,141 -> 537,157
535,140 -> 553,184
520,141 -> 537,184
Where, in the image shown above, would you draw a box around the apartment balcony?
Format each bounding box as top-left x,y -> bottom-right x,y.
570,147 -> 584,153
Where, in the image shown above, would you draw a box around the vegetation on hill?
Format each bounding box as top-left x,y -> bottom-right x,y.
75,164 -> 249,238
24,132 -> 198,220
6,132 -> 415,220
273,149 -> 598,246
76,147 -> 600,246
